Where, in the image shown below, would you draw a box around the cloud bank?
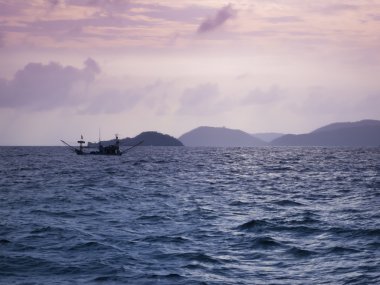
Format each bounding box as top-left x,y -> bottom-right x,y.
0,58 -> 100,109
178,83 -> 234,116
82,88 -> 142,114
242,86 -> 282,105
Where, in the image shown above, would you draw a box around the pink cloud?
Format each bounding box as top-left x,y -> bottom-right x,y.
178,83 -> 232,115
369,14 -> 380,21
0,58 -> 100,109
65,0 -> 132,15
316,4 -> 359,14
264,16 -> 303,24
241,86 -> 282,105
81,88 -> 141,114
197,4 -> 236,34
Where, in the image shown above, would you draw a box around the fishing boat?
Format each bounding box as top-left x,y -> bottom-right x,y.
61,134 -> 143,155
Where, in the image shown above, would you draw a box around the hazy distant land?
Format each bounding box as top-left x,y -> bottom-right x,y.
88,131 -> 183,147
179,126 -> 267,147
271,119 -> 380,147
178,120 -> 380,147
87,119 -> 380,147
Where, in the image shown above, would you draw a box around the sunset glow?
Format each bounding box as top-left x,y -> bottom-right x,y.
1,0 -> 380,145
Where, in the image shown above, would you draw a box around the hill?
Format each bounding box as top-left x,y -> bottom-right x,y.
179,126 -> 267,147
88,131 -> 183,147
311,119 -> 380,133
271,120 -> 380,147
122,131 -> 183,146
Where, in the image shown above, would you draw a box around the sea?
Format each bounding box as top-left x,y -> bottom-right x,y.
0,146 -> 379,285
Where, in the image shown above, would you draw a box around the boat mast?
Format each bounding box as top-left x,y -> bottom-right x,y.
98,128 -> 103,153
77,134 -> 85,152
115,134 -> 120,154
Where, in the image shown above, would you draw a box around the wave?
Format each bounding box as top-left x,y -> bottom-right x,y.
325,246 -> 361,255
141,235 -> 190,244
328,226 -> 380,237
273,199 -> 304,207
137,214 -> 172,222
30,226 -> 66,234
263,166 -> 294,172
29,209 -> 77,218
229,200 -> 252,206
175,252 -> 223,265
151,251 -> 224,266
249,236 -> 283,249
68,241 -> 116,251
236,218 -> 323,235
132,159 -> 149,165
236,219 -> 272,231
286,246 -> 317,258
1,146 -> 378,284
0,239 -> 11,244
286,225 -> 322,235
130,273 -> 187,285
0,255 -> 62,275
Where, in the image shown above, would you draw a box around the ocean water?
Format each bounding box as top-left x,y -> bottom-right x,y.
0,146 -> 379,285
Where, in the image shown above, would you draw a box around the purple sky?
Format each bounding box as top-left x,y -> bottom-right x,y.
0,0 -> 380,145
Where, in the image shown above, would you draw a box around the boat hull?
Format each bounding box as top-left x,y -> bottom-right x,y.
75,149 -> 122,155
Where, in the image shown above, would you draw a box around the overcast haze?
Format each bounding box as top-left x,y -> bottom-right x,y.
0,0 -> 379,145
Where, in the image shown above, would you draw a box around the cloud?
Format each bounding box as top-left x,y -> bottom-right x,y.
369,14 -> 380,21
354,93 -> 380,118
66,0 -> 132,16
241,86 -> 282,105
0,58 -> 100,110
0,1 -> 153,49
197,4 -> 235,34
316,4 -> 359,14
264,16 -> 303,24
178,83 -> 231,115
80,79 -> 173,115
0,1 -> 25,16
0,32 -> 4,47
81,88 -> 141,114
48,0 -> 60,8
143,4 -> 215,23
25,16 -> 148,39
293,86 -> 355,116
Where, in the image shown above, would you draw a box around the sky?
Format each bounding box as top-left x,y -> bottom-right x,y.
0,0 -> 380,145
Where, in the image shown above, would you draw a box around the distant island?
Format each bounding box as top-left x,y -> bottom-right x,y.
85,119 -> 380,148
271,119 -> 380,147
88,131 -> 183,147
179,126 -> 267,147
178,120 -> 380,147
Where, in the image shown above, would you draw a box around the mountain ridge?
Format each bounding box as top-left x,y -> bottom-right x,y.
179,126 -> 267,147
311,119 -> 380,133
88,131 -> 183,147
271,119 -> 380,146
85,119 -> 380,147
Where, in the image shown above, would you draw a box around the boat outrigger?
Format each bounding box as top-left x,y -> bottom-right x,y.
61,134 -> 143,156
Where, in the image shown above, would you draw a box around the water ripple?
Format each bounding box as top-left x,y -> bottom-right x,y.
0,146 -> 379,284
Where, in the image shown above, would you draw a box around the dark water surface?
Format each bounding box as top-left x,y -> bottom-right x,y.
0,146 -> 379,284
